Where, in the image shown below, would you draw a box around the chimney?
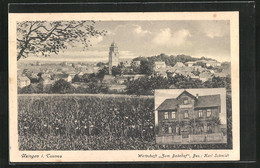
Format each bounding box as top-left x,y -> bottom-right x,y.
196,94 -> 199,99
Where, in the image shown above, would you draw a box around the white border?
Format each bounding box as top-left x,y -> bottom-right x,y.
9,12 -> 239,162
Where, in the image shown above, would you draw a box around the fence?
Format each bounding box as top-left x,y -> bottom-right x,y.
156,133 -> 224,144
156,135 -> 182,144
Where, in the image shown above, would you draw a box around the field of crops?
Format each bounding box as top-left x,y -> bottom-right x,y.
18,94 -> 232,150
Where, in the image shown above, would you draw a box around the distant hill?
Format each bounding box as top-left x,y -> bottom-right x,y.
133,53 -> 219,66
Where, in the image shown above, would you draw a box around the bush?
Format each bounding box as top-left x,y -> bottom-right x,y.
51,79 -> 75,93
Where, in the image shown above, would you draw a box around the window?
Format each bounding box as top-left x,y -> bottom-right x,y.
183,98 -> 188,104
175,127 -> 179,134
208,125 -> 211,130
184,111 -> 189,119
207,109 -> 212,117
199,110 -> 203,118
164,126 -> 168,133
164,112 -> 168,119
207,125 -> 212,133
171,112 -> 176,119
168,127 -> 172,133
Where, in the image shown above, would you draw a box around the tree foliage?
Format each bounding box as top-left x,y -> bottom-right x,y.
96,66 -> 109,80
17,21 -> 107,61
112,66 -> 122,76
126,74 -> 231,95
140,60 -> 154,75
203,76 -> 231,90
133,53 -> 218,67
51,79 -> 75,93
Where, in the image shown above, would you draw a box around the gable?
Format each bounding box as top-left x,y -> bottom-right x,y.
176,90 -> 196,100
156,98 -> 178,111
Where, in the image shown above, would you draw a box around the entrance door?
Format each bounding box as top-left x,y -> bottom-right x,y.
182,131 -> 189,138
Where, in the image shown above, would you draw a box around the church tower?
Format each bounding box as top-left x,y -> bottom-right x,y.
108,41 -> 119,75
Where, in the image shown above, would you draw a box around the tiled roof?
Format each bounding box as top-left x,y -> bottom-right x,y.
18,76 -> 30,81
199,72 -> 212,78
173,62 -> 185,68
54,74 -> 69,79
195,94 -> 221,108
156,98 -> 178,111
157,91 -> 221,111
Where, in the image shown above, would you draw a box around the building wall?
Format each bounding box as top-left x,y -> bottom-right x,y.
157,92 -> 221,136
194,107 -> 219,120
109,46 -> 119,75
18,80 -> 30,88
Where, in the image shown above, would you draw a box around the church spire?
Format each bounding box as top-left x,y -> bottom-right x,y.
109,41 -> 119,75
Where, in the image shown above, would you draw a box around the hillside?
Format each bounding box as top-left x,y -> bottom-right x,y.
133,53 -> 219,66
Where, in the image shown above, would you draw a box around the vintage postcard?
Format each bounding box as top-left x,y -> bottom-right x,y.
9,12 -> 239,162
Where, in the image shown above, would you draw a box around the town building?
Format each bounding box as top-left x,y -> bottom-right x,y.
18,76 -> 31,88
122,60 -> 131,67
131,60 -> 141,67
185,61 -> 196,67
206,61 -> 221,67
173,62 -> 186,68
199,71 -> 213,82
53,74 -> 72,82
154,61 -> 166,70
108,41 -> 119,75
156,90 -> 225,144
121,74 -> 146,81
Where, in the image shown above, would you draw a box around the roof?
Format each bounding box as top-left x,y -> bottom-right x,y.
173,62 -> 185,68
110,41 -> 117,47
157,91 -> 221,111
195,95 -> 221,108
186,61 -> 195,64
214,73 -> 226,77
54,74 -> 69,79
103,75 -> 115,80
200,72 -> 213,78
156,98 -> 178,111
176,90 -> 196,100
154,61 -> 166,65
18,76 -> 30,81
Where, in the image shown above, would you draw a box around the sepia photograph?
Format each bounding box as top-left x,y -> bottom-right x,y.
155,88 -> 228,146
9,12 -> 239,162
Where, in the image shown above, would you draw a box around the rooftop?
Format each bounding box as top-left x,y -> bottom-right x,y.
157,98 -> 178,111
157,90 -> 221,111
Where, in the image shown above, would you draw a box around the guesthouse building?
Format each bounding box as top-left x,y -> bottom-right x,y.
156,90 -> 225,144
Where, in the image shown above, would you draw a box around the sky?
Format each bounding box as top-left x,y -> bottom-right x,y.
20,20 -> 231,63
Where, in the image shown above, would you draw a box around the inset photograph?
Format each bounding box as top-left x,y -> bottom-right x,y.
155,88 -> 228,146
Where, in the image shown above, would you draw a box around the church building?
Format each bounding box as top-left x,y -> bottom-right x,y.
109,41 -> 119,75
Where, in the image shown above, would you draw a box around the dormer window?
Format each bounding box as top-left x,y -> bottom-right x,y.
183,97 -> 188,104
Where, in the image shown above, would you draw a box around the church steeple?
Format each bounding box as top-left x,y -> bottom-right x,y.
108,41 -> 119,75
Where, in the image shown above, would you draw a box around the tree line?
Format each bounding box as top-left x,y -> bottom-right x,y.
125,74 -> 231,95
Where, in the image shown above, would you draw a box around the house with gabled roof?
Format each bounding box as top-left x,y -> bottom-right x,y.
199,71 -> 213,82
53,73 -> 72,82
18,76 -> 31,88
154,61 -> 166,70
156,90 -> 223,143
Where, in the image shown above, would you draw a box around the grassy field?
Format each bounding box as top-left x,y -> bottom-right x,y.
18,94 -> 232,150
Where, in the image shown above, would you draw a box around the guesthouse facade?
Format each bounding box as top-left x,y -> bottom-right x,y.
156,90 -> 225,144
